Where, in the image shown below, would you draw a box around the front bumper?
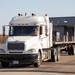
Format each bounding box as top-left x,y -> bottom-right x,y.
0,54 -> 38,64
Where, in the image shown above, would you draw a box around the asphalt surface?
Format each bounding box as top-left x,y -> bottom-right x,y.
0,52 -> 75,75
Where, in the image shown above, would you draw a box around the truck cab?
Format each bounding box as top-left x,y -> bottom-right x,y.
0,13 -> 53,67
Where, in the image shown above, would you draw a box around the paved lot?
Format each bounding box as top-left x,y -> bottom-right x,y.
0,52 -> 75,75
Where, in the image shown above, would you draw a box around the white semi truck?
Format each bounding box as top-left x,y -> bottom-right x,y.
0,13 -> 75,67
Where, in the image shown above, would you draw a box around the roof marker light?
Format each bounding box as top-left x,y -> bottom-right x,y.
45,14 -> 48,16
22,24 -> 24,25
18,24 -> 20,25
34,24 -> 36,25
26,24 -> 28,25
18,13 -> 20,16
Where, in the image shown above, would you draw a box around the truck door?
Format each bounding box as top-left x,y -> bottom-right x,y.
40,26 -> 49,48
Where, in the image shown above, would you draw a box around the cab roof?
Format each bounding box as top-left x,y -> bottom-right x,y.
9,16 -> 46,26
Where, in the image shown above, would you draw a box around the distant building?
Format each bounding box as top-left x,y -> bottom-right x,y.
49,17 -> 75,42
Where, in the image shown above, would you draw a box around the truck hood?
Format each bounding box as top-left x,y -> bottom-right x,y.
8,36 -> 36,41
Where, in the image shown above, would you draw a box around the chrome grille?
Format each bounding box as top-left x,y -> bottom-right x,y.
8,42 -> 24,50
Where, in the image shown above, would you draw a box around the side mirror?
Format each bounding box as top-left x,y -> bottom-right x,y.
3,26 -> 5,36
40,26 -> 43,35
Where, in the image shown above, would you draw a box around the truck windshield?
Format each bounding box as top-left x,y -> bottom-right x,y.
9,26 -> 38,36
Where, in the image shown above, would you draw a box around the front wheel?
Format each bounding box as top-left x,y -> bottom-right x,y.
34,51 -> 41,67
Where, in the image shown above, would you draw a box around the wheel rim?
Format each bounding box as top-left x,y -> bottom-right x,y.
37,52 -> 41,66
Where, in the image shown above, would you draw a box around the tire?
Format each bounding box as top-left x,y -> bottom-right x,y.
71,46 -> 75,55
68,47 -> 71,55
34,51 -> 41,67
68,47 -> 72,55
57,48 -> 60,61
1,62 -> 9,68
51,49 -> 57,62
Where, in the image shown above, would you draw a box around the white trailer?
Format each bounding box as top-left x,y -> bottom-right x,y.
0,13 -> 75,67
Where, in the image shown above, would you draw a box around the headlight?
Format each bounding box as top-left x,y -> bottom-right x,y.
28,49 -> 36,53
0,49 -> 5,53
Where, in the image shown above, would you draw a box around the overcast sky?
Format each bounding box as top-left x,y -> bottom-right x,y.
0,0 -> 75,34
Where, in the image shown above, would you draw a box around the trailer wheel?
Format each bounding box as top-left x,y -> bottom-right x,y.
68,47 -> 72,55
51,49 -> 57,62
71,45 -> 75,55
34,51 -> 41,67
1,62 -> 9,68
